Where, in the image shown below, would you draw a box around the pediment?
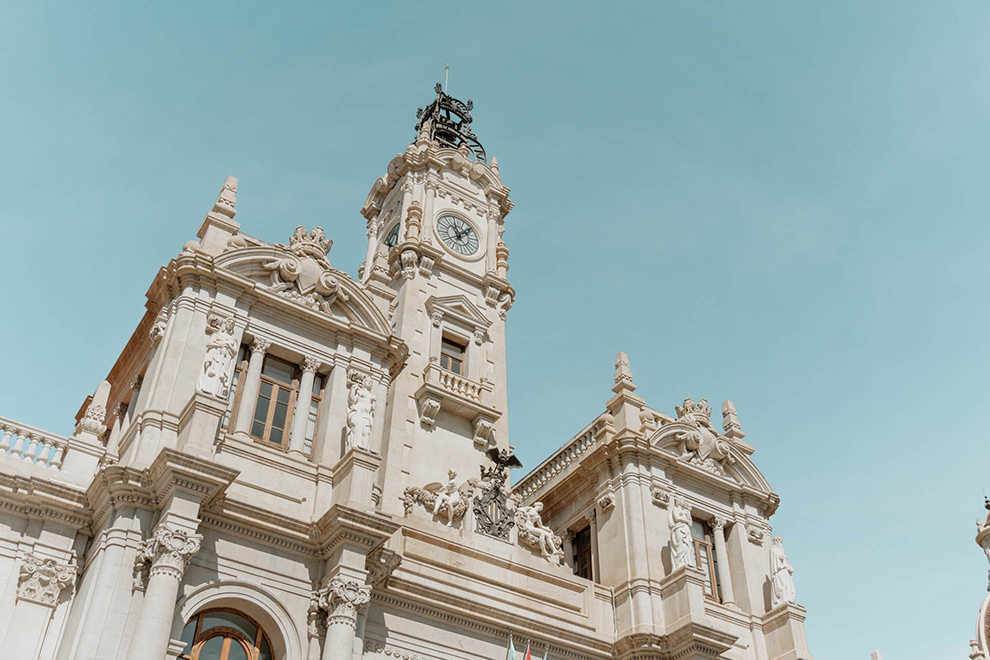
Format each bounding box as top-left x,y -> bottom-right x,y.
425,295 -> 491,331
214,245 -> 392,337
650,421 -> 773,494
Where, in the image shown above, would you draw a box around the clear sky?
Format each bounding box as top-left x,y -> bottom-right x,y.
1,2 -> 988,657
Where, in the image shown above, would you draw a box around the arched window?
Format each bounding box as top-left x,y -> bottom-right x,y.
179,609 -> 274,660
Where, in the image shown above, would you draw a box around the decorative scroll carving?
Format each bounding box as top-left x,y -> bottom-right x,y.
197,314 -> 237,399
135,525 -> 202,583
597,492 -> 616,513
496,293 -> 513,320
76,402 -> 107,436
345,372 -> 376,451
473,448 -> 522,541
651,487 -> 671,508
515,502 -> 565,565
403,470 -> 483,526
366,545 -> 401,588
673,397 -> 736,478
317,578 -> 370,629
472,415 -> 495,446
149,307 -> 168,347
17,554 -> 75,606
263,226 -> 350,314
400,249 -> 418,280
747,525 -> 766,545
770,536 -> 797,607
668,496 -> 694,571
418,395 -> 441,427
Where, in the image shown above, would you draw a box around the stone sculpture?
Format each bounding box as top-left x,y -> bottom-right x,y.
673,398 -> 736,478
668,496 -> 694,570
197,315 -> 237,399
432,470 -> 463,526
515,502 -> 565,565
17,554 -> 75,606
345,372 -> 376,451
403,470 -> 483,526
770,535 -> 796,607
263,226 -> 350,315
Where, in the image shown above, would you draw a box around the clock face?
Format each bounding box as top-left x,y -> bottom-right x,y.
383,223 -> 400,249
437,215 -> 480,256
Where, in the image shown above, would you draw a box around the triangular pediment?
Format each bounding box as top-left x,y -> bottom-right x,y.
425,295 -> 491,330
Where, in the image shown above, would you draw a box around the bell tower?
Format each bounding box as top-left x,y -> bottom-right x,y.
359,84 -> 515,517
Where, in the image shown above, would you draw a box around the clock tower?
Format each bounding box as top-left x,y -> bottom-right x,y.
359,84 -> 515,517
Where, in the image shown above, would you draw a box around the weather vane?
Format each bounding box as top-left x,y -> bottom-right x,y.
444,63 -> 450,92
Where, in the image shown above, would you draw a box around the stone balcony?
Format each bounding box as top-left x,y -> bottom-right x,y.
416,362 -> 500,445
0,414 -> 105,487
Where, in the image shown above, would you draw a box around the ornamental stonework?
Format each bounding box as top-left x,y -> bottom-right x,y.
17,554 -> 75,606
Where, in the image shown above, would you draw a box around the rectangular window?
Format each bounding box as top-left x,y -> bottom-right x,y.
249,355 -> 299,449
439,337 -> 466,375
573,526 -> 593,581
691,520 -> 722,602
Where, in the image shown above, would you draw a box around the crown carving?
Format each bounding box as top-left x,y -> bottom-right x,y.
284,226 -> 333,262
675,398 -> 712,424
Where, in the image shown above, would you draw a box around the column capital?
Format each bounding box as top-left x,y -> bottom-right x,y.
302,356 -> 322,374
712,515 -> 730,531
316,578 -> 371,629
139,525 -> 202,582
251,336 -> 272,355
17,553 -> 75,606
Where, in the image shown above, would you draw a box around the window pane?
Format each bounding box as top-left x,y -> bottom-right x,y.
227,640 -> 250,660
272,399 -> 289,431
269,427 -> 284,445
263,356 -> 296,384
179,619 -> 196,655
258,636 -> 273,660
276,388 -> 291,405
313,373 -> 324,392
450,357 -> 462,375
197,636 -> 224,660
691,520 -> 706,540
201,611 -> 258,640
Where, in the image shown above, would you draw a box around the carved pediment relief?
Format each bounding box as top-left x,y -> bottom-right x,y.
651,398 -> 772,494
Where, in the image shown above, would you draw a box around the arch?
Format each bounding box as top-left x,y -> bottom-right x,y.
173,581 -> 303,660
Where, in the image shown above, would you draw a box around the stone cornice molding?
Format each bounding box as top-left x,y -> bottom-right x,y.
313,504 -> 401,560
0,473 -> 92,532
147,448 -> 240,510
87,464 -> 156,531
17,553 -> 76,606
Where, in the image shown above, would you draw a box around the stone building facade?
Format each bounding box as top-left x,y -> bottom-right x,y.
0,86 -> 814,660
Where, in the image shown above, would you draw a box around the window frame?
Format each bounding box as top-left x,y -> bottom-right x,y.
572,525 -> 593,581
691,520 -> 722,603
178,608 -> 273,660
439,336 -> 467,375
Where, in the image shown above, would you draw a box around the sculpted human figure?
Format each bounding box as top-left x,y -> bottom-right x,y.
770,535 -> 796,606
516,502 -> 564,564
197,317 -> 237,398
345,373 -> 376,451
432,470 -> 461,526
668,496 -> 694,570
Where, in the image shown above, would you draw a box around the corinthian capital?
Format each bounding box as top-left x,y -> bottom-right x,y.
139,525 -> 202,581
17,554 -> 75,606
316,578 -> 371,628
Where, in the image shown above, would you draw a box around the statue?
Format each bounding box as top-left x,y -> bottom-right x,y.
432,470 -> 462,526
668,496 -> 694,571
515,502 -> 564,565
197,316 -> 237,398
770,535 -> 796,607
345,372 -> 376,451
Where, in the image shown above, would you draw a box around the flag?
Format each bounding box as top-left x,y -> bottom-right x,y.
523,643 -> 532,660
505,636 -> 516,660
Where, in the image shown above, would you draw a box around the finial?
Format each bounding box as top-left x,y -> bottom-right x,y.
612,352 -> 636,393
722,400 -> 745,439
212,175 -> 238,219
444,63 -> 450,92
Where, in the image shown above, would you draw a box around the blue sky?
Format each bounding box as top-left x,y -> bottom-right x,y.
2,2 -> 988,657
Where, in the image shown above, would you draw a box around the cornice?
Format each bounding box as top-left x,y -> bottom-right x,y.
0,473 -> 92,532
147,448 -> 240,508
313,504 -> 401,559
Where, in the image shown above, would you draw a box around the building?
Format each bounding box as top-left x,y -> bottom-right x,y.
969,500 -> 990,658
0,84 -> 814,660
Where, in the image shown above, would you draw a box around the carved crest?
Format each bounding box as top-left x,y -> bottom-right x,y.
473,448 -> 522,541
263,226 -> 350,315
672,397 -> 736,478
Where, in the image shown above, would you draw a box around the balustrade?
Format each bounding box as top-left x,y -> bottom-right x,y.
0,417 -> 68,469
432,367 -> 482,401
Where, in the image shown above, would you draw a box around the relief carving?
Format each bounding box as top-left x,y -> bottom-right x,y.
403,469 -> 484,526
316,578 -> 370,628
345,372 -> 376,451
668,496 -> 694,571
673,398 -> 737,479
135,525 -> 202,583
17,554 -> 75,606
263,226 -> 350,314
197,314 -> 237,399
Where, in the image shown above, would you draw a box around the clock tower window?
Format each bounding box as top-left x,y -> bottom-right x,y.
439,337 -> 466,375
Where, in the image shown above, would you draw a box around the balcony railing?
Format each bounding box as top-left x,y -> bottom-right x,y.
0,416 -> 67,469
432,366 -> 483,401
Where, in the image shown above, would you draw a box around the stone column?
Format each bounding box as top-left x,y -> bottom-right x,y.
127,525 -> 202,660
317,578 -> 370,660
589,511 -> 601,583
233,337 -> 270,434
289,356 -> 321,455
422,178 -> 437,243
1,554 -> 75,658
711,516 -> 735,605
562,531 -> 574,571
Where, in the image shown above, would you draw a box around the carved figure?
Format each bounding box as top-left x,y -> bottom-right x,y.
770,536 -> 796,607
668,496 -> 694,570
345,372 -> 376,451
432,470 -> 463,526
197,315 -> 237,398
515,502 -> 564,565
